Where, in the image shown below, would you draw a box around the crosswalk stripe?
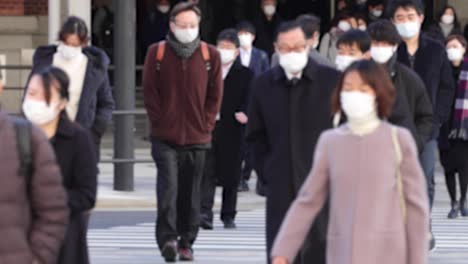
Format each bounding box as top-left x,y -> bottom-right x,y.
89,207 -> 468,263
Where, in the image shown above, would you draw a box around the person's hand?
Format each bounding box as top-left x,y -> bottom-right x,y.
272,257 -> 289,264
235,112 -> 248,124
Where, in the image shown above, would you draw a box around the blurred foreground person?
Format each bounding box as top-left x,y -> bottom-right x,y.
23,67 -> 98,264
272,60 -> 429,264
439,35 -> 468,219
0,71 -> 69,263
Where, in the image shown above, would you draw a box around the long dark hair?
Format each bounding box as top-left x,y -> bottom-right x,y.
437,5 -> 461,29
29,67 -> 70,107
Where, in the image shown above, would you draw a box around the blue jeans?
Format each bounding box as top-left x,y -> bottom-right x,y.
420,140 -> 437,210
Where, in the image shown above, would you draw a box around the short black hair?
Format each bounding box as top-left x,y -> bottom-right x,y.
217,29 -> 240,48
170,2 -> 201,21
367,0 -> 384,8
367,19 -> 401,45
387,0 -> 424,18
275,20 -> 304,42
337,29 -> 371,52
236,21 -> 256,35
59,16 -> 89,44
30,66 -> 70,106
296,14 -> 320,39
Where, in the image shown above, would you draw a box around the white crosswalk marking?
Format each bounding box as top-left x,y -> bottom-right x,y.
89,208 -> 468,264
89,210 -> 267,263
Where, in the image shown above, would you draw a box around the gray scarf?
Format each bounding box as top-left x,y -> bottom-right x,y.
439,22 -> 454,38
166,32 -> 201,59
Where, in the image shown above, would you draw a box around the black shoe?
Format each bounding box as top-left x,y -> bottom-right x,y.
223,218 -> 237,229
200,218 -> 213,230
461,200 -> 468,217
179,248 -> 194,261
448,201 -> 459,219
161,240 -> 178,262
429,232 -> 436,252
238,180 -> 249,192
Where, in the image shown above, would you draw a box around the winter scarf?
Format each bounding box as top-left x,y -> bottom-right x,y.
166,32 -> 200,59
449,57 -> 468,140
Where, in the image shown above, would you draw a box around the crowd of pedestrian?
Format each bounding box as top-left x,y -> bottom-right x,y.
2,0 -> 468,263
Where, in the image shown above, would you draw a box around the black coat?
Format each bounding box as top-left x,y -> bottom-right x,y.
254,13 -> 282,57
52,117 -> 98,264
246,60 -> 339,263
31,45 -> 115,143
386,56 -> 434,151
397,34 -> 455,139
215,61 -> 253,187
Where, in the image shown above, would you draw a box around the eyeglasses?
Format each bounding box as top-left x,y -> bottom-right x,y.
276,44 -> 307,53
173,21 -> 198,29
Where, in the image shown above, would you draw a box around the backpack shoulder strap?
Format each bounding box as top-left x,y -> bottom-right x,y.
156,41 -> 166,62
391,126 -> 406,222
155,41 -> 166,71
13,118 -> 33,179
200,41 -> 211,71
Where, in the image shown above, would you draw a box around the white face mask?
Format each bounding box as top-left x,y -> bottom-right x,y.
370,46 -> 397,64
338,21 -> 352,32
358,25 -> 367,31
340,91 -> 376,120
263,5 -> 276,16
23,99 -> 59,125
57,44 -> 82,60
335,55 -> 358,71
441,14 -> 455,25
395,21 -> 420,39
447,47 -> 465,62
157,5 -> 170,14
371,9 -> 383,18
279,50 -> 308,75
173,26 -> 199,44
218,48 -> 237,64
238,34 -> 254,48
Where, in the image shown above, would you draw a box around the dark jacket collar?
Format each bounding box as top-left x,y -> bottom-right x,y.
385,53 -> 399,78
398,33 -> 431,58
225,59 -> 243,79
272,59 -> 318,82
55,115 -> 76,139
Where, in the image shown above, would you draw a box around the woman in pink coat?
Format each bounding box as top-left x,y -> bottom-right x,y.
271,60 -> 429,264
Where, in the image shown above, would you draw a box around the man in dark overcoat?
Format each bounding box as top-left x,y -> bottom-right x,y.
246,21 -> 340,264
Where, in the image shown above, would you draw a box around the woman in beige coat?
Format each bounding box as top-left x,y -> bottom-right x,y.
272,60 -> 429,264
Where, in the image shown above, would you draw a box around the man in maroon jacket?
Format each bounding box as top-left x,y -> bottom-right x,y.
143,2 -> 223,262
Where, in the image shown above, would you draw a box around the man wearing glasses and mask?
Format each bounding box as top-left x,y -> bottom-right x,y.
246,21 -> 339,264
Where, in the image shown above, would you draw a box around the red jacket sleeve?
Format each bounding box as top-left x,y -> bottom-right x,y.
143,43 -> 162,124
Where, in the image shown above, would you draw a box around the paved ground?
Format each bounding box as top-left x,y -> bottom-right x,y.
90,147 -> 468,263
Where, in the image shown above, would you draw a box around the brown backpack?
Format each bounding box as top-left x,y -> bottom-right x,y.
155,41 -> 211,72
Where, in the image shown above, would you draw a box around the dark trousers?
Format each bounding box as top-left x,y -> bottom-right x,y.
151,138 -> 206,250
266,194 -> 327,264
440,141 -> 468,203
241,143 -> 254,181
420,139 -> 437,210
201,126 -> 242,222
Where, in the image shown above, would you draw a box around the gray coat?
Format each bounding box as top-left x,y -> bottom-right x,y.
271,122 -> 429,264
